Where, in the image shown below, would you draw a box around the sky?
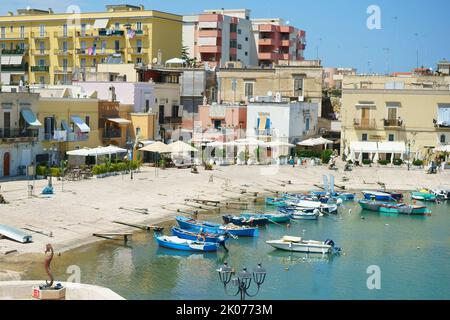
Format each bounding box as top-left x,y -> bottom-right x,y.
1,0 -> 449,74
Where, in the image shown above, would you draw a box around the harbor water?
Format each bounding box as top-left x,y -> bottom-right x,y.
23,197 -> 450,300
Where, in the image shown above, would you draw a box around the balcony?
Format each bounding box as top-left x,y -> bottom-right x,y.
164,116 -> 182,124
129,47 -> 147,55
198,29 -> 222,38
31,49 -> 50,56
354,118 -> 377,129
54,67 -> 73,74
280,40 -> 291,47
53,31 -> 73,38
54,49 -> 73,55
1,48 -> 27,55
31,65 -> 49,72
384,118 -> 404,129
259,24 -> 278,32
258,52 -> 280,60
76,48 -> 122,56
1,65 -> 28,72
199,14 -> 223,22
434,119 -> 450,131
67,132 -> 89,142
134,27 -> 148,36
76,31 -> 97,38
44,130 -> 67,142
31,32 -> 49,38
103,130 -> 122,139
198,45 -> 221,53
259,38 -> 277,46
0,128 -> 38,142
98,29 -> 124,37
280,26 -> 294,33
0,33 -> 29,40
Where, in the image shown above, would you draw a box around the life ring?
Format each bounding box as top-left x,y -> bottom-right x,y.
197,234 -> 206,242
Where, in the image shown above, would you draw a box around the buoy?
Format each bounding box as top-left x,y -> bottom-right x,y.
285,267 -> 289,271
361,216 -> 365,219
385,224 -> 389,227
417,246 -> 421,250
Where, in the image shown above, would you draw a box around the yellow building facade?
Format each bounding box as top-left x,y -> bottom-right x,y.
341,85 -> 450,163
0,5 -> 182,85
37,97 -> 101,158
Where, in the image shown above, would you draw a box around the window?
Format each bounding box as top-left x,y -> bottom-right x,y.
81,40 -> 86,50
214,120 -> 221,129
63,58 -> 68,69
136,22 -> 142,31
38,59 -> 45,66
85,116 -> 90,126
362,133 -> 368,141
80,58 -> 86,69
39,76 -> 45,84
244,82 -> 254,98
81,23 -> 86,36
63,24 -> 68,37
294,77 -> 303,96
20,26 -> 25,38
237,44 -> 242,50
145,100 -> 150,113
245,37 -> 248,41
387,107 -> 397,120
39,25 -> 45,37
136,57 -> 142,64
230,39 -> 237,48
238,29 -> 242,34
245,51 -> 248,56
388,134 -> 394,142
1,26 -> 5,38
115,22 -> 120,30
135,127 -> 141,137
441,134 -> 446,143
305,118 -> 310,131
172,105 -> 179,118
63,41 -> 68,52
230,24 -> 237,33
19,42 -> 25,50
10,26 -> 13,32
115,40 -> 120,51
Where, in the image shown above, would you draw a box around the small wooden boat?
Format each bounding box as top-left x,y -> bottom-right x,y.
411,190 -> 437,202
362,190 -> 397,201
240,212 -> 290,223
278,207 -> 319,220
376,190 -> 403,201
310,191 -> 355,201
265,197 -> 287,207
171,227 -> 229,243
0,224 -> 32,243
222,215 -> 269,226
175,216 -> 259,237
155,235 -> 219,252
284,199 -> 338,214
358,200 -> 431,215
266,236 -> 340,254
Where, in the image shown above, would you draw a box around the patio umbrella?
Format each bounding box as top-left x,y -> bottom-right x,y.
266,141 -> 295,147
66,148 -> 91,156
206,141 -> 225,148
235,138 -> 268,146
139,141 -> 170,153
168,140 -> 198,153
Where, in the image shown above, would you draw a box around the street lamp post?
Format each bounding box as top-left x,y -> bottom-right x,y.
217,262 -> 267,300
407,141 -> 411,171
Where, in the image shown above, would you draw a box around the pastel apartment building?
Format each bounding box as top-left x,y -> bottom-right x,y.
252,18 -> 306,67
0,4 -> 182,86
183,9 -> 258,67
183,9 -> 306,68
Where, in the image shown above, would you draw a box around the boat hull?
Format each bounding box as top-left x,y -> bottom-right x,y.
156,236 -> 218,252
241,213 -> 290,223
222,215 -> 269,226
171,227 -> 227,243
359,200 -> 430,215
176,216 -> 258,237
266,240 -> 332,254
411,192 -> 436,201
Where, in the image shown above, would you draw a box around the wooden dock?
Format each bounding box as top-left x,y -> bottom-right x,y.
93,232 -> 133,242
112,221 -> 163,232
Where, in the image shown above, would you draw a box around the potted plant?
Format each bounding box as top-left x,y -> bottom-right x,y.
378,159 -> 389,166
393,158 -> 403,166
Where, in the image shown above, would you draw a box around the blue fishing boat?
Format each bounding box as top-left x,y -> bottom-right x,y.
362,190 -> 397,201
175,216 -> 259,237
376,190 -> 403,201
171,227 -> 230,243
265,197 -> 287,207
222,215 -> 269,226
310,191 -> 355,201
155,235 -> 219,252
240,212 -> 291,223
278,207 -> 319,220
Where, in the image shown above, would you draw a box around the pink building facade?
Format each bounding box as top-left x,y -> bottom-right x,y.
198,104 -> 247,140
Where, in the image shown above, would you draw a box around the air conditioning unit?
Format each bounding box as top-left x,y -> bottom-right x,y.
297,96 -> 304,102
275,92 -> 282,102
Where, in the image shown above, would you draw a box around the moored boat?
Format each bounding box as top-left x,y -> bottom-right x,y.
265,197 -> 287,207
241,212 -> 290,223
0,224 -> 32,243
310,191 -> 355,201
175,216 -> 259,237
278,207 -> 319,220
376,190 -> 403,201
411,190 -> 437,202
171,227 -> 229,243
266,236 -> 341,254
155,235 -> 219,252
222,215 -> 269,226
285,199 -> 338,214
432,188 -> 450,200
358,200 -> 431,215
362,190 -> 397,201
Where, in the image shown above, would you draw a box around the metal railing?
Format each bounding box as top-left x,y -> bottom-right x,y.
353,118 -> 377,129
384,119 -> 404,127
0,128 -> 39,139
103,130 -> 122,139
31,65 -> 49,72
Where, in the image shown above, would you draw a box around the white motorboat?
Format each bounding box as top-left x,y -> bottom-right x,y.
266,236 -> 340,254
285,199 -> 338,214
279,208 -> 319,220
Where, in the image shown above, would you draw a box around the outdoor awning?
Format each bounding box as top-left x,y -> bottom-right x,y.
350,142 -> 378,153
377,142 -> 406,153
71,115 -> 90,133
10,56 -> 23,65
93,18 -> 109,29
61,120 -> 73,132
107,118 -> 131,125
1,56 -> 11,64
20,109 -> 42,127
258,116 -> 267,130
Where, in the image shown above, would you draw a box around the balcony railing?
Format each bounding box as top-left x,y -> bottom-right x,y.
44,130 -> 67,141
76,48 -> 123,55
0,33 -> 29,40
384,119 -> 404,128
1,48 -> 27,54
354,118 -> 377,129
0,128 -> 39,141
31,49 -> 50,55
98,29 -> 125,37
129,47 -> 146,54
54,67 -> 73,74
54,31 -> 73,38
103,130 -> 122,139
1,65 -> 28,72
54,49 -> 73,55
31,32 -> 49,38
31,65 -> 49,72
164,116 -> 182,124
67,132 -> 89,142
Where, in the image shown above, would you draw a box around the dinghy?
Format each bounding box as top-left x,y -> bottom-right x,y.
266,236 -> 340,254
0,224 -> 32,243
222,215 -> 269,226
362,190 -> 397,201
278,207 -> 319,220
155,235 -> 219,252
358,200 -> 431,215
175,216 -> 259,237
171,227 -> 229,243
240,212 -> 290,223
284,199 -> 338,214
411,190 -> 437,202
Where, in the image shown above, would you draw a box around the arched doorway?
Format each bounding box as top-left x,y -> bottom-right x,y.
3,152 -> 10,176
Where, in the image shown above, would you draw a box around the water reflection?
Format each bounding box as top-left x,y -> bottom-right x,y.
266,250 -> 334,266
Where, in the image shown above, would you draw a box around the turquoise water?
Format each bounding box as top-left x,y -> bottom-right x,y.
24,197 -> 450,300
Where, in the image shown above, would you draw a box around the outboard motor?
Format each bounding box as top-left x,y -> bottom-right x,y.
325,239 -> 342,254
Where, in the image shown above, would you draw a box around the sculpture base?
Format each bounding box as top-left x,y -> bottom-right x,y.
32,286 -> 66,300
